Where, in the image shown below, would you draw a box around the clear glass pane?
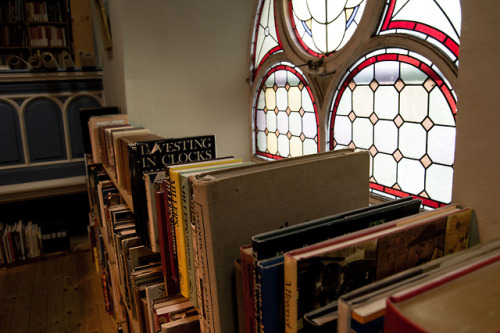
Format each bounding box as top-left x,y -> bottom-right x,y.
290,0 -> 367,56
397,158 -> 425,195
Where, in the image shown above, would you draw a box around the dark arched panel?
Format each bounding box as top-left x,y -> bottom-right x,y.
25,98 -> 66,162
67,95 -> 102,158
0,101 -> 24,165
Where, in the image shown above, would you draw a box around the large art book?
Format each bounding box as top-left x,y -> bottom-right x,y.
190,149 -> 370,333
250,197 -> 421,333
336,236 -> 500,333
384,250 -> 500,333
130,135 -> 216,248
283,205 -> 472,333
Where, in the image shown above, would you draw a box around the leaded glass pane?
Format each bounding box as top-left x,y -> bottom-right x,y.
290,0 -> 367,57
252,0 -> 282,77
378,0 -> 461,65
329,48 -> 456,207
254,62 -> 319,159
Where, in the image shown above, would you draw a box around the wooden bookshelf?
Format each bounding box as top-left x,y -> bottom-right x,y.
103,164 -> 134,212
87,154 -> 141,333
0,0 -> 94,68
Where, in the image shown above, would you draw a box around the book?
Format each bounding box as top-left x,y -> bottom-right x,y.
283,206 -> 472,333
240,244 -> 256,333
145,281 -> 168,333
109,127 -> 151,179
130,135 -> 216,248
88,114 -> 129,163
154,298 -> 195,326
180,160 -> 251,307
144,170 -> 169,253
257,254 -> 285,333
101,125 -> 134,167
252,197 -> 422,262
166,158 -> 240,299
160,313 -> 200,332
152,294 -> 185,331
250,197 -> 421,332
78,106 -> 120,154
120,133 -> 164,194
190,149 -> 370,333
328,236 -> 500,333
235,258 -> 245,333
155,181 -> 180,295
384,250 -> 500,333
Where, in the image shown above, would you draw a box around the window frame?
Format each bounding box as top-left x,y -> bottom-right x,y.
248,0 -> 460,205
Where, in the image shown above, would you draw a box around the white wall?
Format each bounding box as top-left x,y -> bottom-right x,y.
98,0 -> 254,160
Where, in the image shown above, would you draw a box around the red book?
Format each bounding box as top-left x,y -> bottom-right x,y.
240,244 -> 256,333
385,252 -> 500,333
161,178 -> 180,292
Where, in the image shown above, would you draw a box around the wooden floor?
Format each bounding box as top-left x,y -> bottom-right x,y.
0,244 -> 117,333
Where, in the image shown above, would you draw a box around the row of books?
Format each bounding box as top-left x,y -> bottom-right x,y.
0,0 -> 24,23
81,110 -> 497,333
25,1 -> 65,23
28,25 -> 66,47
87,161 -> 202,333
0,24 -> 26,47
82,109 -> 222,332
0,220 -> 42,265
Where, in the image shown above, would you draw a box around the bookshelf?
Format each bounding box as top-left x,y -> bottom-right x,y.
86,154 -> 140,333
0,0 -> 94,69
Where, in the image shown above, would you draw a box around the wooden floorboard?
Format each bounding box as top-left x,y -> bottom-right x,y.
0,249 -> 117,333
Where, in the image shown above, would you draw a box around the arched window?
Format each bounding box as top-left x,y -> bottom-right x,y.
249,0 -> 460,207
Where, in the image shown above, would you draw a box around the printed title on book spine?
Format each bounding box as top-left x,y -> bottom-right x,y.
138,136 -> 216,170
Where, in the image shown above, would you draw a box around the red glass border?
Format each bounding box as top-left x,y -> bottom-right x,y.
380,0 -> 460,58
252,0 -> 284,79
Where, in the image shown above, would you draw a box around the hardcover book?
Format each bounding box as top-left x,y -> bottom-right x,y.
165,158 -> 240,300
384,251 -> 500,333
130,135 -> 216,248
190,149 -> 370,333
79,107 -> 120,154
250,197 -> 421,332
283,206 -> 472,333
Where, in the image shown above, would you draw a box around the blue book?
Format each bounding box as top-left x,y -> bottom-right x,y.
257,255 -> 284,333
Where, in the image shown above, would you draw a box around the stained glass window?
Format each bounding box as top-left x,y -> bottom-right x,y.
254,62 -> 319,159
290,0 -> 367,57
251,0 -> 282,78
329,48 -> 457,207
379,0 -> 461,65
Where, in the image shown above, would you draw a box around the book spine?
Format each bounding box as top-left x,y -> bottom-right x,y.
240,246 -> 256,333
180,175 -> 197,308
170,171 -> 189,298
336,296 -> 351,333
163,178 -> 180,293
191,181 -> 214,333
259,259 -> 284,333
284,254 -> 298,333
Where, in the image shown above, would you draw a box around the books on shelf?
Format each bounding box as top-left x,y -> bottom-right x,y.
334,236 -> 500,333
190,149 -> 370,333
83,114 -> 494,333
283,205 -> 472,333
0,220 -> 42,265
248,196 -> 422,333
384,248 -> 500,333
